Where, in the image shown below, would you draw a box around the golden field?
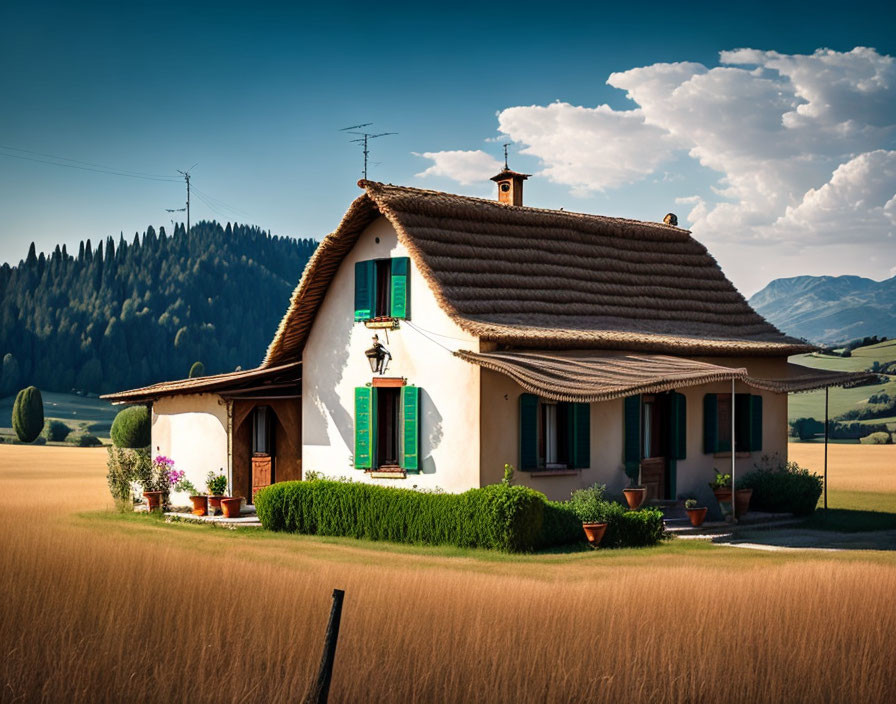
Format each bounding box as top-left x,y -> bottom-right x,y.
1,445 -> 895,703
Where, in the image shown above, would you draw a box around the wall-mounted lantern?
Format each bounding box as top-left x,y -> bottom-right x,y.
365,334 -> 391,375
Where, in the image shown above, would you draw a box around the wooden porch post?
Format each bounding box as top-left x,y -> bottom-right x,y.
731,378 -> 736,522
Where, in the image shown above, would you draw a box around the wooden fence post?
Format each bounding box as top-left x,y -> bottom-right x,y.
303,589 -> 345,704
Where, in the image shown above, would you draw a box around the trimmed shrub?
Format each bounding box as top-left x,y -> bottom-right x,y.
255,480 -> 545,552
42,419 -> 71,442
110,406 -> 150,448
189,361 -> 205,378
69,432 -> 103,447
12,386 -> 44,443
540,500 -> 584,547
739,454 -> 823,515
538,498 -> 664,549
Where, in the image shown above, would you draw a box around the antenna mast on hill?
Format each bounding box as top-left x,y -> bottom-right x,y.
340,124 -> 397,180
176,164 -> 198,234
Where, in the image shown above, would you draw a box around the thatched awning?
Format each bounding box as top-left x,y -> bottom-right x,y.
101,362 -> 302,404
262,181 -> 811,367
456,350 -> 874,402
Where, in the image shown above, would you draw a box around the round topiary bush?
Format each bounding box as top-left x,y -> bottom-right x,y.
110,405 -> 151,448
42,419 -> 71,442
12,386 -> 44,443
188,361 -> 205,378
70,432 -> 103,447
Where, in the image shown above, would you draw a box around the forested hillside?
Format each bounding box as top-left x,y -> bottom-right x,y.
0,222 -> 317,395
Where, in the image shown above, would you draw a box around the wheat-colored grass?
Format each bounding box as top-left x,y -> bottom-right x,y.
1,445 -> 895,703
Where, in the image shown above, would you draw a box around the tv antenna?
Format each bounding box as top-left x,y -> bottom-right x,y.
176,163 -> 198,234
340,124 -> 396,180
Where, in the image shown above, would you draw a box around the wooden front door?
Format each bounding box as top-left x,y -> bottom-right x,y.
250,406 -> 275,502
640,395 -> 669,501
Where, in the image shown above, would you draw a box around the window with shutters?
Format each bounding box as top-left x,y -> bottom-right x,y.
354,383 -> 420,473
354,257 -> 410,322
704,393 -> 763,454
520,394 -> 589,471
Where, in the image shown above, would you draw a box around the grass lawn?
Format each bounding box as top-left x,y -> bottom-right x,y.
0,390 -> 117,441
2,444 -> 895,703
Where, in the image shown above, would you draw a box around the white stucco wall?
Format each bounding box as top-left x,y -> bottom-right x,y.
151,393 -> 229,505
302,216 -> 481,492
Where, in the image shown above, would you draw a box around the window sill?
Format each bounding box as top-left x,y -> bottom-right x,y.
712,452 -> 753,459
368,468 -> 406,479
363,318 -> 400,330
525,469 -> 579,477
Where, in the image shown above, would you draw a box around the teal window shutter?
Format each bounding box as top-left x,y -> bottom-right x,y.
669,392 -> 687,460
703,393 -> 718,454
400,385 -> 420,472
571,402 -> 591,469
390,257 -> 410,319
735,393 -> 752,452
750,395 -> 763,451
354,386 -> 376,469
519,393 -> 538,470
623,395 -> 641,475
354,260 -> 376,321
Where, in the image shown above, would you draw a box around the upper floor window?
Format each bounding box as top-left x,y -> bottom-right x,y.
354,257 -> 410,321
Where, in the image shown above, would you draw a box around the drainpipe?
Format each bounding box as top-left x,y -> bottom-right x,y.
731,378 -> 736,523
226,399 -> 234,493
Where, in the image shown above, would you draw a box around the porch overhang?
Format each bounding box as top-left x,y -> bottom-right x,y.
100,361 -> 302,404
455,350 -> 876,403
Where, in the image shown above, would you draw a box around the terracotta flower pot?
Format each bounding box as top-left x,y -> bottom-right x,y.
189,495 -> 208,516
734,488 -> 753,518
712,487 -> 732,504
208,495 -> 223,515
623,487 -> 647,510
582,522 -> 608,547
142,491 -> 163,511
220,497 -> 242,518
686,507 -> 708,527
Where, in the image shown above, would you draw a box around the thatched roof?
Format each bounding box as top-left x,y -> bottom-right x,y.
456,350 -> 876,402
101,362 -> 301,404
258,180 -> 811,366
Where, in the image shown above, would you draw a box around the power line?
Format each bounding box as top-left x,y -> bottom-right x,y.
0,145 -> 181,182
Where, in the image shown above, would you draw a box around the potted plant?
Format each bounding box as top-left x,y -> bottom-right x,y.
206,470 -> 227,515
683,498 -> 708,527
142,455 -> 174,511
734,488 -> 753,518
569,484 -> 611,547
167,470 -> 206,516
708,469 -> 732,504
220,496 -> 243,518
622,462 -> 646,509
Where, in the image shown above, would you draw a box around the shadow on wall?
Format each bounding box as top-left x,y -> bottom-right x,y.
303,311 -> 355,450
420,388 -> 443,475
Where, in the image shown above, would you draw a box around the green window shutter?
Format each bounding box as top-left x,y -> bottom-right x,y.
750,395 -> 763,451
519,393 -> 538,470
571,402 -> 590,469
668,392 -> 687,460
400,385 -> 420,472
735,393 -> 752,453
354,260 -> 376,321
390,257 -> 410,319
353,386 -> 376,469
623,395 -> 641,475
703,393 -> 718,454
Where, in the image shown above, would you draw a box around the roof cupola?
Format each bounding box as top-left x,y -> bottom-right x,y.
490,144 -> 530,206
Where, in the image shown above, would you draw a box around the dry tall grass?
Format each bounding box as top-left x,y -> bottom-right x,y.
1,446 -> 895,703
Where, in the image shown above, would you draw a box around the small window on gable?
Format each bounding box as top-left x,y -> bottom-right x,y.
354,257 -> 410,322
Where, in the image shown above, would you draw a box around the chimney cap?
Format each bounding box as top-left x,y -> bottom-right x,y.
490,168 -> 531,183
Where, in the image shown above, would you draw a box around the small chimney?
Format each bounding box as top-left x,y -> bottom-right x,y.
663,212 -> 678,226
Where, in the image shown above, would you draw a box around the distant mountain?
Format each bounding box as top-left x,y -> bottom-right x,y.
748,274 -> 896,344
0,222 -> 317,395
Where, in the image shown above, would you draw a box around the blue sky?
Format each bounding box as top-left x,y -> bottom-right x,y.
1,0 -> 894,295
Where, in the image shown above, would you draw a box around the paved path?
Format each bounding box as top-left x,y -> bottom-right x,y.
713,527 -> 896,551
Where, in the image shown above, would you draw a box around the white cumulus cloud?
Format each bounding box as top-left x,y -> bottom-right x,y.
414,150 -> 503,186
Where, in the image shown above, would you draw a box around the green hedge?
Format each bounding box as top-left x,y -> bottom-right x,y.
255,480 -> 545,552
256,480 -> 666,551
739,457 -> 822,515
